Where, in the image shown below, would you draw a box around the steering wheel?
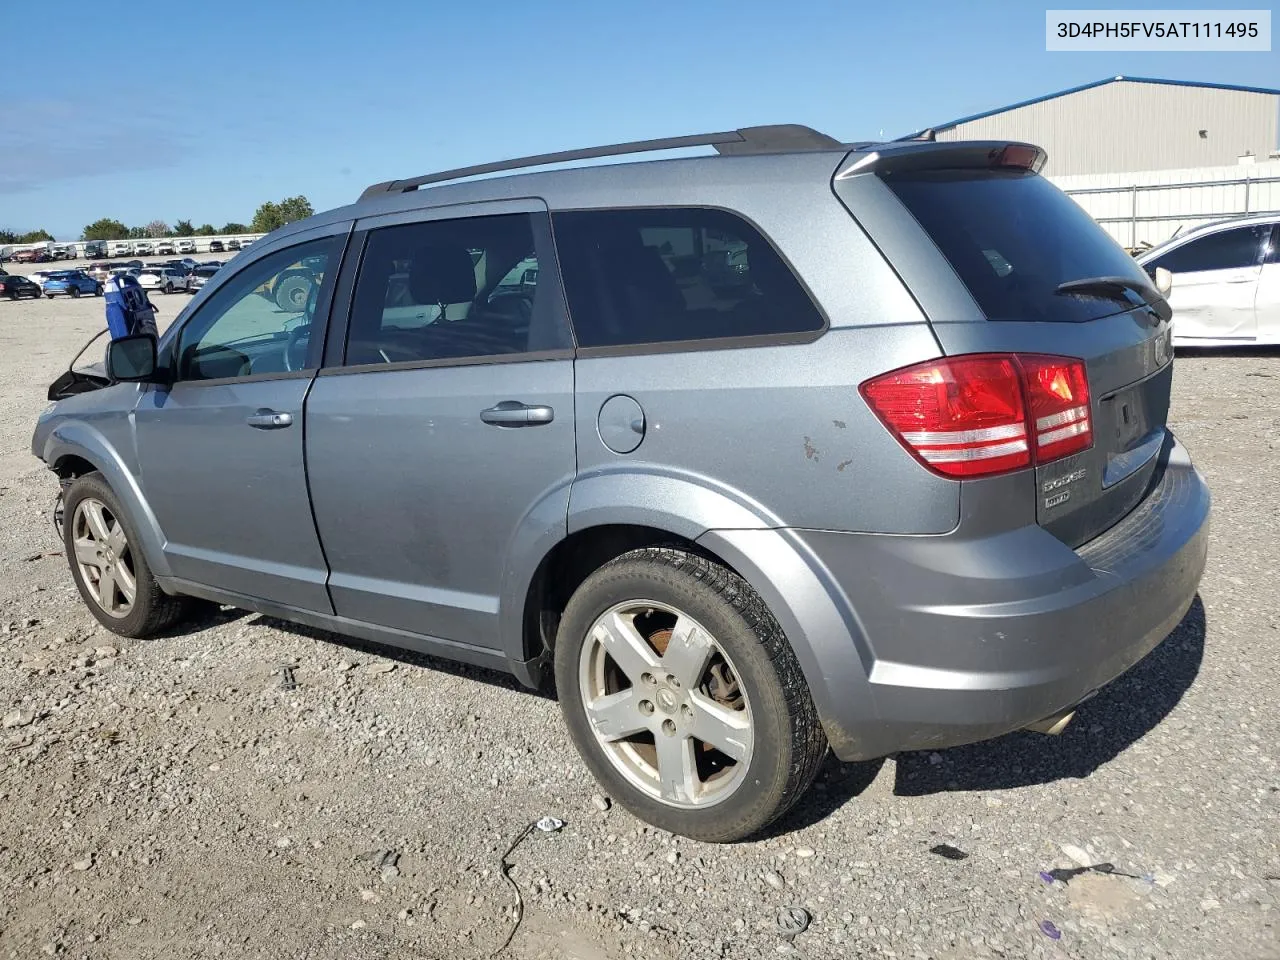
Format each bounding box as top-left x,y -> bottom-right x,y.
283,324 -> 310,371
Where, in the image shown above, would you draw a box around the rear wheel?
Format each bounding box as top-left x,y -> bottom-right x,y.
94,285 -> 103,296
45,291 -> 54,298
164,282 -> 174,294
62,473 -> 190,638
554,547 -> 827,842
70,286 -> 81,298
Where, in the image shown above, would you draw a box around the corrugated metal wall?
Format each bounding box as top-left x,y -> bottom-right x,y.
1051,161 -> 1280,248
938,81 -> 1278,176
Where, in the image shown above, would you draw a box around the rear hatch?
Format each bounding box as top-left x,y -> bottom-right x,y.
837,145 -> 1174,547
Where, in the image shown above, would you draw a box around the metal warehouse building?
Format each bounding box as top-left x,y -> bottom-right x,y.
932,76 -> 1280,176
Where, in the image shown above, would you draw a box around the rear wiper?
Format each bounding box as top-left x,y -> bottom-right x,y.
1054,275 -> 1157,304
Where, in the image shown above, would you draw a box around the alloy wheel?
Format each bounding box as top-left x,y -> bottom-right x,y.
71,498 -> 136,618
578,600 -> 753,808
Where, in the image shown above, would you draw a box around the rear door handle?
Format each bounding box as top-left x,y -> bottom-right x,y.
246,410 -> 293,429
480,401 -> 554,427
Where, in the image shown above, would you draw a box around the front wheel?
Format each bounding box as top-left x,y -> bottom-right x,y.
554,547 -> 827,842
62,473 -> 191,638
95,285 -> 103,296
70,286 -> 81,298
164,282 -> 174,294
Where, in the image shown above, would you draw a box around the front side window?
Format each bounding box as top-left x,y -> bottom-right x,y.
174,236 -> 340,382
552,207 -> 824,347
343,213 -> 565,366
1148,225 -> 1269,274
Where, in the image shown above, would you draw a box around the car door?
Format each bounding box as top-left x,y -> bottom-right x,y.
305,201 -> 576,650
132,225 -> 349,611
1256,224 -> 1280,341
1148,224 -> 1269,340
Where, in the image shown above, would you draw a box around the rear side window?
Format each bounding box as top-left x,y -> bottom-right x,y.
1146,225 -> 1269,274
343,213 -> 568,366
884,169 -> 1153,323
552,207 -> 824,348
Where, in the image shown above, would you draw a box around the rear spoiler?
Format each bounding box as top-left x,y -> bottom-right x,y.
836,140 -> 1047,179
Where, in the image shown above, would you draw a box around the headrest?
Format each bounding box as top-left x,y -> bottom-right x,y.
408,245 -> 476,305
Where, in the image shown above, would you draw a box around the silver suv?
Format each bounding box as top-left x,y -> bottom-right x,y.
33,126 -> 1210,842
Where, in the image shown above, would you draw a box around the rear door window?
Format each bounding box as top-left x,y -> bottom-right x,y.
884,169 -> 1153,323
1147,225 -> 1270,274
552,207 -> 824,348
342,213 -> 569,367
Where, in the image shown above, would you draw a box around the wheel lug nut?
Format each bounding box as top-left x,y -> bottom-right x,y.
639,700 -> 654,715
641,672 -> 656,685
669,678 -> 681,689
680,704 -> 693,719
661,719 -> 676,737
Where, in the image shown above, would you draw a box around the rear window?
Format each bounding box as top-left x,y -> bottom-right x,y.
884,169 -> 1152,323
552,207 -> 824,348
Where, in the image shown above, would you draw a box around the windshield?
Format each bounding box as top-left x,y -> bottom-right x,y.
883,169 -> 1154,323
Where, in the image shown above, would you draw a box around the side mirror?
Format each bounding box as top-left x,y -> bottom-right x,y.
1154,266 -> 1173,296
106,334 -> 158,382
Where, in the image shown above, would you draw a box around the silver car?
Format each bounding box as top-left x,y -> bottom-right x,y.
32,126 -> 1209,841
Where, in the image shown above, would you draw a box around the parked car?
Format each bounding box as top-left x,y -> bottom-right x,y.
82,240 -> 109,260
133,241 -> 155,256
0,275 -> 41,299
86,263 -> 112,283
27,270 -> 55,289
136,267 -> 190,294
176,239 -> 197,255
239,239 -> 254,250
207,239 -> 224,253
13,249 -> 46,263
43,271 -> 103,298
225,239 -> 241,251
155,241 -> 177,256
188,264 -> 220,291
32,126 -> 1210,842
1137,213 -> 1279,346
109,242 -> 132,257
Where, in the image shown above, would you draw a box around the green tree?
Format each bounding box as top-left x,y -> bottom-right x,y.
250,195 -> 313,234
174,220 -> 195,237
81,218 -> 129,241
16,229 -> 54,243
196,223 -> 216,236
127,226 -> 147,240
221,222 -> 248,235
145,219 -> 170,238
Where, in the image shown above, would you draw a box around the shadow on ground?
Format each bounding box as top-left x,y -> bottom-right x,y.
166,591 -> 1205,832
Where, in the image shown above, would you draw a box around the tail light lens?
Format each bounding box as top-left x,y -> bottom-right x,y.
860,353 -> 1091,479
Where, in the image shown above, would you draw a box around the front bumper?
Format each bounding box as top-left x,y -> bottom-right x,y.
758,433 -> 1207,761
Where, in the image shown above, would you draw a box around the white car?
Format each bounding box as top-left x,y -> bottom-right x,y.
176,239 -> 197,255
133,241 -> 155,256
109,242 -> 132,257
137,267 -> 190,294
28,270 -> 55,289
155,241 -> 177,256
1138,214 -> 1280,346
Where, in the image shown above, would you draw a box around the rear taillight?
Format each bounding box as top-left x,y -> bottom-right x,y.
860,353 -> 1091,479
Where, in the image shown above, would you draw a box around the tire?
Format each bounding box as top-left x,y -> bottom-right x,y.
554,547 -> 827,842
45,292 -> 54,298
273,272 -> 314,312
62,472 -> 190,638
7,291 -> 16,300
95,285 -> 103,296
70,286 -> 81,298
164,282 -> 173,294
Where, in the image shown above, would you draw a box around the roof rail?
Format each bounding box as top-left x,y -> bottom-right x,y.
359,124 -> 845,200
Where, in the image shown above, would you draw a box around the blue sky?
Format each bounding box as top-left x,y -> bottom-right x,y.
3,0 -> 1277,239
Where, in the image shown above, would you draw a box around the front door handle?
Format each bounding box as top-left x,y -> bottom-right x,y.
246,410 -> 293,429
480,401 -> 554,427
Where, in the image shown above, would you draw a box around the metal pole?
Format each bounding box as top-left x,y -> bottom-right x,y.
1130,184 -> 1138,248
1244,176 -> 1251,214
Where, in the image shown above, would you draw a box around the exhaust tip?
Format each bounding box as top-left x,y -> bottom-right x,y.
1023,709 -> 1075,736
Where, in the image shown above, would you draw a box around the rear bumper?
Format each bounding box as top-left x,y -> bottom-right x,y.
703,433 -> 1209,761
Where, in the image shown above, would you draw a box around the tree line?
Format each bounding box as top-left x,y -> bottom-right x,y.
3,196 -> 315,245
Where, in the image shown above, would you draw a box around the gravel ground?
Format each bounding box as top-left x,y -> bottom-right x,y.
0,274 -> 1277,960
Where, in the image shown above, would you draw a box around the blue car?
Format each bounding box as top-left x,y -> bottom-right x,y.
42,271 -> 103,299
